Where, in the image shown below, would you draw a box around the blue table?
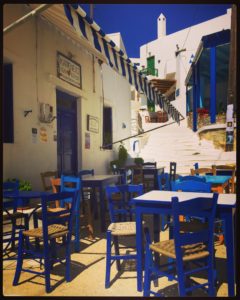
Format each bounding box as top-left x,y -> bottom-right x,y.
133,190 -> 236,296
82,174 -> 120,232
183,175 -> 231,193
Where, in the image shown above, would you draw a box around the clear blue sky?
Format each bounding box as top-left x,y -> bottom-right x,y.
80,4 -> 231,58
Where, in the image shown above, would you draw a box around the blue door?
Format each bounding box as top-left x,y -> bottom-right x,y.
56,90 -> 78,176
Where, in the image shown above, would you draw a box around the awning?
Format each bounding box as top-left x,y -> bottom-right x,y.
64,4 -> 183,124
150,79 -> 176,95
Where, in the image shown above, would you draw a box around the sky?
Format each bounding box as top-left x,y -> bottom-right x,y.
80,3 -> 231,58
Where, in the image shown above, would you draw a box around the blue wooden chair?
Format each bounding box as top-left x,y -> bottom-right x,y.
105,184 -> 143,288
13,191 -> 78,293
172,180 -> 211,193
143,193 -> 218,296
60,175 -> 82,252
178,175 -> 206,182
3,181 -> 29,255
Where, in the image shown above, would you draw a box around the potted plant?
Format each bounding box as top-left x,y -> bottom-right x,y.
134,157 -> 144,166
118,144 -> 128,167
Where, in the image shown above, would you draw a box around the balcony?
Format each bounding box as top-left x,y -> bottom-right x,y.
141,67 -> 158,77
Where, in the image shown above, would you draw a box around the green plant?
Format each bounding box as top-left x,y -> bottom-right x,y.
118,144 -> 128,167
134,157 -> 144,166
7,178 -> 32,191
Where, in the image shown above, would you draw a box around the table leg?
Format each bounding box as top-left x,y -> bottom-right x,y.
222,210 -> 235,296
136,209 -> 143,292
99,185 -> 106,232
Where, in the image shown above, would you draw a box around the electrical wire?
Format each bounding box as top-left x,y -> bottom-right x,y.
181,7 -> 198,50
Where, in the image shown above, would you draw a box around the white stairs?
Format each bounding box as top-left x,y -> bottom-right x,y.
136,119 -> 236,175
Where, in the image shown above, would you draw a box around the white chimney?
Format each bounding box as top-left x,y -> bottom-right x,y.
158,13 -> 166,38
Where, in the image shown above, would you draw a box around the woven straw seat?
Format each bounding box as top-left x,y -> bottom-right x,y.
108,221 -> 136,236
23,224 -> 69,239
150,239 -> 209,261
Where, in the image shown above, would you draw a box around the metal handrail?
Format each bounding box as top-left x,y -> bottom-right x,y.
101,116 -> 185,150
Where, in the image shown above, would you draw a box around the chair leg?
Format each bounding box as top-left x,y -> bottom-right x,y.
207,255 -> 216,296
13,231 -> 24,286
113,236 -> 121,271
176,260 -> 186,296
65,236 -> 71,282
11,218 -> 17,251
74,212 -> 80,252
43,250 -> 51,293
105,231 -> 112,288
143,246 -> 151,297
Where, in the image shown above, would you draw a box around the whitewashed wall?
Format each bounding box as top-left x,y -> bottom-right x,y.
3,4 -> 131,189
139,9 -> 231,116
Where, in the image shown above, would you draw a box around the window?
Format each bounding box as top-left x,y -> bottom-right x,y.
103,106 -> 112,150
3,64 -> 14,143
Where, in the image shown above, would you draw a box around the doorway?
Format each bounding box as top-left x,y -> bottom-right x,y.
56,89 -> 78,175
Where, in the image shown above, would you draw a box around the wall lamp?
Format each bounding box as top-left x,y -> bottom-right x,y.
24,110 -> 32,117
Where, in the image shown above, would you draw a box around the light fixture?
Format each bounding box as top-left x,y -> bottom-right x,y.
24,110 -> 32,117
122,122 -> 126,129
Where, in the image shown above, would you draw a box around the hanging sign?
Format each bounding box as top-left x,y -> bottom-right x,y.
57,51 -> 82,89
226,104 -> 234,147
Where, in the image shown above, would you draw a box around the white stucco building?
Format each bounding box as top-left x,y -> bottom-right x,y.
131,8 -> 231,117
3,4 -> 132,189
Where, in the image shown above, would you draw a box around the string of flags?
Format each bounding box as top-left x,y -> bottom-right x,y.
64,4 -> 183,124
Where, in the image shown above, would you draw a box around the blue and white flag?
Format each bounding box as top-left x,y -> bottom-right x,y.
64,4 -> 182,124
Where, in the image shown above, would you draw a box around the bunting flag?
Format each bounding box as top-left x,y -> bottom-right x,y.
64,4 -> 183,124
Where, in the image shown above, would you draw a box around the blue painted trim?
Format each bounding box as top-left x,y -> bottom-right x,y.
192,64 -> 197,132
210,47 -> 216,123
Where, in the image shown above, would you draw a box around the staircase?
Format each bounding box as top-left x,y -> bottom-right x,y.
137,119 -> 236,175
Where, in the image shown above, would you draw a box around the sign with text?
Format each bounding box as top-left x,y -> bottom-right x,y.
57,52 -> 81,89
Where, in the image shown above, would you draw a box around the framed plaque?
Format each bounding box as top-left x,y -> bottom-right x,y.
87,115 -> 99,133
57,51 -> 82,89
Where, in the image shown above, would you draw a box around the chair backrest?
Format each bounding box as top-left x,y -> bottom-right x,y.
212,164 -> 236,193
78,169 -> 94,178
3,180 -> 20,209
169,162 -> 177,181
60,175 -> 81,212
172,180 -> 211,193
105,184 -> 143,223
40,171 -> 58,191
157,173 -> 171,191
142,162 -> 157,168
131,165 -> 143,184
3,180 -> 19,192
190,167 -> 216,176
178,175 -> 206,182
172,194 -> 218,257
122,167 -> 134,184
50,177 -> 61,193
41,191 -> 78,248
212,164 -> 235,176
111,163 -> 120,175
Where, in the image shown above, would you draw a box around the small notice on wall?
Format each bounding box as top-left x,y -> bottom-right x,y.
85,132 -> 90,149
32,128 -> 38,144
40,127 -> 47,142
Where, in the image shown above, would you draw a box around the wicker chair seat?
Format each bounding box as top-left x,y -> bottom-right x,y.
108,221 -> 136,236
23,224 -> 69,239
150,239 -> 209,261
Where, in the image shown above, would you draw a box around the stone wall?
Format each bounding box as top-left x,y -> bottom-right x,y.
199,128 -> 236,151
